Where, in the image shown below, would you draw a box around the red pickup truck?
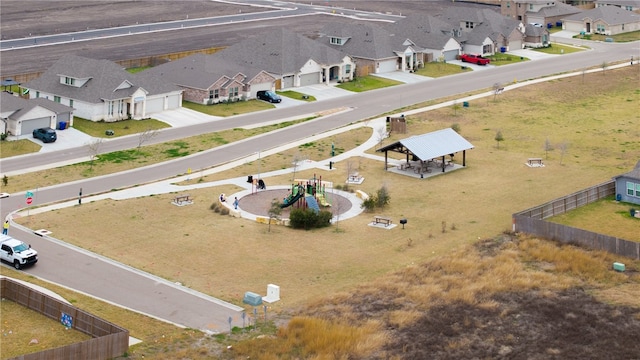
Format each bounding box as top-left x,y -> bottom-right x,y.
460,54 -> 491,65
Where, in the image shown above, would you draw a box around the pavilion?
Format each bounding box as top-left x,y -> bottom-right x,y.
376,128 -> 474,177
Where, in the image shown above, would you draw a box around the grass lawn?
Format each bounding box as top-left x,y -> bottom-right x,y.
416,62 -> 471,77
183,99 -> 274,116
72,117 -> 170,138
0,139 -> 41,158
535,43 -> 585,55
337,75 -> 402,92
278,90 -> 316,102
575,30 -> 640,43
488,53 -> 529,65
549,196 -> 640,241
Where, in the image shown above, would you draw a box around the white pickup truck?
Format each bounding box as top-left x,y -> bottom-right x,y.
0,235 -> 38,269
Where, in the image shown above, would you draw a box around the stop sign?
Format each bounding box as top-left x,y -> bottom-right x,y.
26,197 -> 33,205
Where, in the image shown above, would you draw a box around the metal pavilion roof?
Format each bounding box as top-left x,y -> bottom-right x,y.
376,128 -> 474,160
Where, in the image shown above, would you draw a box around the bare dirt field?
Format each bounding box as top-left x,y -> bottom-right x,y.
0,1 -> 263,39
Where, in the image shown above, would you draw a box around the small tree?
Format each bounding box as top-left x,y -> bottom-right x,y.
452,100 -> 461,116
376,126 -> 388,147
495,130 -> 504,149
267,199 -> 282,233
451,123 -> 461,134
137,128 -> 158,150
2,175 -> 8,186
601,61 -> 608,75
86,138 -> 103,170
558,141 -> 569,165
544,137 -> 553,159
492,82 -> 503,102
376,185 -> 390,209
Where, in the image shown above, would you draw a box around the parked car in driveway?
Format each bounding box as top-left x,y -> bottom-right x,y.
32,127 -> 57,143
256,90 -> 282,103
460,54 -> 491,65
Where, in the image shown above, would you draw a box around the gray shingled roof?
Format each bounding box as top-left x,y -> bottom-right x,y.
144,53 -> 268,90
377,128 -> 474,161
1,92 -> 71,119
439,7 -> 521,45
564,5 -> 640,25
318,22 -> 399,60
535,1 -> 581,18
217,27 -> 348,75
31,97 -> 74,114
24,55 -> 181,103
385,14 -> 460,50
614,160 -> 640,180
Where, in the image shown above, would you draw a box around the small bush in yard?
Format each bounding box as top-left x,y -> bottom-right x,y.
289,208 -> 332,229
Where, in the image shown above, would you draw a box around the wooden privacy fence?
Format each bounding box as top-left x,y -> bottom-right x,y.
513,180 -> 639,260
2,277 -> 129,360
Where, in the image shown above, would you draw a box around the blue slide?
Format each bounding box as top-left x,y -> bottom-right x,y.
281,186 -> 305,208
305,195 -> 320,214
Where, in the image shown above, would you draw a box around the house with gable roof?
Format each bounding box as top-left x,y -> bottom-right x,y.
440,7 -> 525,54
23,55 -> 182,122
563,6 -> 640,34
217,28 -> 355,89
385,13 -> 463,62
318,22 -> 402,76
614,161 -> 640,205
1,92 -> 73,137
144,53 -> 277,104
501,0 -> 581,28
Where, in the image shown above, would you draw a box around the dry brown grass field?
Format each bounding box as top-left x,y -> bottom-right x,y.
9,66 -> 640,359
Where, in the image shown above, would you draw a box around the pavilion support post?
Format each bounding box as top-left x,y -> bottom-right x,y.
463,151 -> 467,166
441,155 -> 446,172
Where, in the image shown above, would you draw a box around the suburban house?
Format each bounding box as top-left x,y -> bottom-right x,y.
563,6 -> 640,34
317,22 -> 408,76
143,53 -> 278,104
614,161 -> 640,205
385,14 -> 463,62
595,0 -> 640,12
501,0 -> 581,27
215,28 -> 355,89
523,23 -> 551,47
440,7 -> 525,54
23,55 -> 183,122
1,92 -> 73,137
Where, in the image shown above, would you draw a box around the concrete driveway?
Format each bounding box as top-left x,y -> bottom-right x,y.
28,127 -> 94,153
291,84 -> 355,102
372,71 -> 431,83
153,107 -> 222,127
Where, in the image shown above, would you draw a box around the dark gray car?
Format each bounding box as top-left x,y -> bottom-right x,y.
256,90 -> 281,103
33,128 -> 57,143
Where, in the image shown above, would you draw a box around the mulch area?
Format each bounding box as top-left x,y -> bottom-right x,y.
237,188 -> 353,218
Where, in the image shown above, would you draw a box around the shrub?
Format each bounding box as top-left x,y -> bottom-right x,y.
289,208 -> 332,229
220,207 -> 229,216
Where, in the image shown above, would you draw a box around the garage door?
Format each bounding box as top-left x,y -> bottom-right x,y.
251,83 -> 272,98
146,97 -> 164,114
443,50 -> 459,61
508,40 -> 522,51
281,76 -> 294,89
58,112 -> 70,123
22,117 -> 51,135
299,72 -> 320,87
377,60 -> 397,73
167,95 -> 181,109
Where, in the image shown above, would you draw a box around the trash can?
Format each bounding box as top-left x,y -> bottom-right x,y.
58,121 -> 67,130
631,209 -> 636,217
500,47 -> 506,53
463,101 -> 469,108
616,194 -> 622,201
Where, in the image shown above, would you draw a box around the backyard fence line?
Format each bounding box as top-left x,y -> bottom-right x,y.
513,180 -> 639,260
2,277 -> 129,360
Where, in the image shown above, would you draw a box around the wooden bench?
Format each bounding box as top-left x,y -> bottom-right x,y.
527,158 -> 544,167
374,216 -> 392,227
173,194 -> 192,206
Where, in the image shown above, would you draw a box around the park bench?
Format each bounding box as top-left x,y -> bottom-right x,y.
527,158 -> 544,167
373,215 -> 392,227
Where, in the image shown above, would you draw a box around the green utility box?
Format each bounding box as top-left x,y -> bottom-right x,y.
613,262 -> 625,272
243,291 -> 263,306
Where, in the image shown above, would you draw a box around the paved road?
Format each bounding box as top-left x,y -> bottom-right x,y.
1,34 -> 638,333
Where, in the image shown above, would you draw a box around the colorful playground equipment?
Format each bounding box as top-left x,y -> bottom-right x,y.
281,175 -> 333,212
